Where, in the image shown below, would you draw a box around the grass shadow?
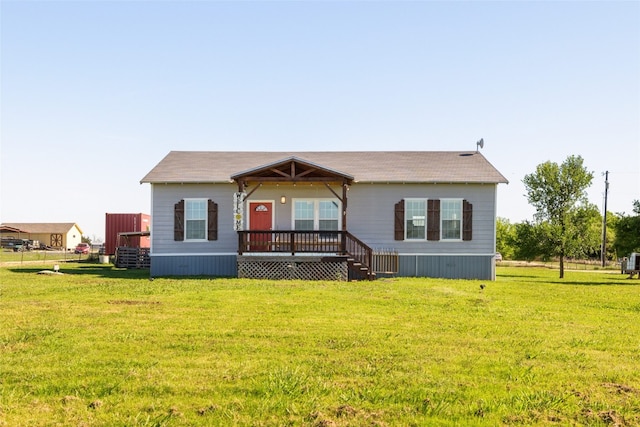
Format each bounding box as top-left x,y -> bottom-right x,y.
497,274 -> 540,279
8,264 -> 150,280
556,279 -> 639,286
498,269 -> 639,286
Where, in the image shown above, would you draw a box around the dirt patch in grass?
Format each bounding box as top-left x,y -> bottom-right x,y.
335,405 -> 357,418
583,409 -> 627,426
197,404 -> 218,416
603,383 -> 639,395
107,300 -> 160,305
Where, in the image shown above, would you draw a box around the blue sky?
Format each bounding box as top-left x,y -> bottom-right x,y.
1,1 -> 638,241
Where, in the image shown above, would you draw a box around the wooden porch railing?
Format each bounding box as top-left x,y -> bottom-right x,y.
237,230 -> 374,280
344,232 -> 374,280
237,230 -> 342,254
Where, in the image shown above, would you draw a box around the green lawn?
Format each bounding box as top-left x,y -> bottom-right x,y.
1,264 -> 638,426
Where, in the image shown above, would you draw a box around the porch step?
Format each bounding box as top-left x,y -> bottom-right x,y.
346,257 -> 373,280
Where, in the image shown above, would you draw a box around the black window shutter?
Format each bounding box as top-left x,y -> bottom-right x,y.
208,199 -> 218,241
427,199 -> 440,241
174,200 -> 185,241
394,200 -> 404,240
463,200 -> 473,241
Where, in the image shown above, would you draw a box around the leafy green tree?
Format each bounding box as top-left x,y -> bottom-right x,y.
612,200 -> 640,257
512,221 -> 540,261
513,220 -> 555,261
496,217 -> 516,260
563,204 -> 602,260
523,155 -> 594,278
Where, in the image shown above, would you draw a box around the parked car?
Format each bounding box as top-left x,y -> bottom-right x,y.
1,238 -> 38,251
495,252 -> 503,262
1,237 -> 23,251
75,243 -> 91,254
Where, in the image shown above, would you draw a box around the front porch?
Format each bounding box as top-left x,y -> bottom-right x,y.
231,157 -> 376,280
237,230 -> 375,280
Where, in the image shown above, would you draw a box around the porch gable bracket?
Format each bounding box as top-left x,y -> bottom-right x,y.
231,156 -> 354,186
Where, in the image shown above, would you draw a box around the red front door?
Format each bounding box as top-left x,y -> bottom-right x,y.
249,202 -> 273,251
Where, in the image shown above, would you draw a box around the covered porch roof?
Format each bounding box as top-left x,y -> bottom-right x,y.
230,156 -> 354,188
231,157 -> 352,231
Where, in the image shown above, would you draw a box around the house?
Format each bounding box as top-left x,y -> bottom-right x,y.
0,222 -> 84,250
140,151 -> 508,280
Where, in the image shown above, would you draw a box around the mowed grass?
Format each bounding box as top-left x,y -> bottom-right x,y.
0,265 -> 639,426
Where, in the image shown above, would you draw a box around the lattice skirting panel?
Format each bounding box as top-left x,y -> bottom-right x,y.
237,256 -> 348,281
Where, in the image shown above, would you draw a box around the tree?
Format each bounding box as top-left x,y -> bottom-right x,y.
523,155 -> 594,278
612,200 -> 640,258
496,217 -> 516,260
513,220 -> 542,261
563,204 -> 602,260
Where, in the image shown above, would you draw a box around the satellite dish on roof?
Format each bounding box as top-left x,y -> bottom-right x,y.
476,138 -> 484,151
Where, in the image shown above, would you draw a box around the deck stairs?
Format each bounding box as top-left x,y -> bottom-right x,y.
344,232 -> 375,280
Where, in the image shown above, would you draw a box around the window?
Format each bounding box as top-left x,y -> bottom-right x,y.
294,200 -> 315,230
394,198 -> 472,242
319,200 -> 339,231
185,199 -> 207,240
441,199 -> 462,240
405,199 -> 426,239
174,199 -> 218,241
293,199 -> 340,231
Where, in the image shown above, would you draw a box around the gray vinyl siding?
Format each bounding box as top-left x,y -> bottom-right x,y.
151,183 -> 238,254
346,183 -> 497,255
149,182 -> 498,279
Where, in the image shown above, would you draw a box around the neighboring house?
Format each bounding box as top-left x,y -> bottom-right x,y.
0,223 -> 84,250
141,151 -> 508,280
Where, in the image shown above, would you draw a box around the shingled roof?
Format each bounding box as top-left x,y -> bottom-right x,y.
1,223 -> 82,234
140,151 -> 508,185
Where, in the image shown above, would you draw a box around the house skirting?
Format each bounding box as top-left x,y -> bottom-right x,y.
396,254 -> 495,280
150,254 -> 237,277
149,253 -> 494,281
237,255 -> 348,281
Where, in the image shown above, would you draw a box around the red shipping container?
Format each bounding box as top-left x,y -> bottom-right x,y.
104,213 -> 151,255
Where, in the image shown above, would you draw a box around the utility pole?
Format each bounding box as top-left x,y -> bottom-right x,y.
601,171 -> 609,267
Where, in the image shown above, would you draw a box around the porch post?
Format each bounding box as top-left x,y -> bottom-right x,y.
342,182 -> 348,231
341,182 -> 348,254
236,180 -> 245,255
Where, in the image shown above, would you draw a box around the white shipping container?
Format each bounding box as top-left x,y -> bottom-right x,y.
628,253 -> 640,271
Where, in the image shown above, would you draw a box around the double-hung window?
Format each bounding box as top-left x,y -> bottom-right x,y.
395,198 -> 471,242
405,199 -> 426,240
318,200 -> 339,231
293,199 -> 340,231
185,199 -> 207,240
441,199 -> 462,240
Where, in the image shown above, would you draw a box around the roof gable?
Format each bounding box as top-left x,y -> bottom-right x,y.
231,156 -> 354,185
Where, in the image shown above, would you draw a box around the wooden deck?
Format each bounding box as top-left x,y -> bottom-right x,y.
237,230 -> 376,280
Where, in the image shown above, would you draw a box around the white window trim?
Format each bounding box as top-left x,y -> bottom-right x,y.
440,198 -> 463,241
184,198 -> 208,242
291,198 -> 342,230
404,198 -> 427,241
